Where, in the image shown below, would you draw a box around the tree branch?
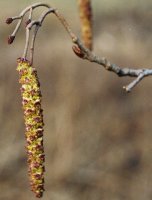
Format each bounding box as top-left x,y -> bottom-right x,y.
6,2 -> 152,92
72,37 -> 152,92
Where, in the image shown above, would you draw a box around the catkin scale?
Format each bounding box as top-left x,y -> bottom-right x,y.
17,58 -> 45,198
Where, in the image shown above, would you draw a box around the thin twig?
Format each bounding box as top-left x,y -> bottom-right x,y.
123,70 -> 152,92
30,25 -> 39,65
22,26 -> 30,59
28,7 -> 33,21
23,8 -> 55,63
53,9 -> 76,40
25,7 -> 33,26
38,7 -> 55,24
71,38 -> 152,91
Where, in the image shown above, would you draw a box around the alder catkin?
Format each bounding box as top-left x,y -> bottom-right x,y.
17,58 -> 45,198
78,0 -> 93,50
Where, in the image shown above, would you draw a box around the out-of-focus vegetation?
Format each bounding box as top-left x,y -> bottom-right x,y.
1,0 -> 152,200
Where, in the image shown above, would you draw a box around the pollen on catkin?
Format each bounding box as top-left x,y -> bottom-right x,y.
17,58 -> 45,198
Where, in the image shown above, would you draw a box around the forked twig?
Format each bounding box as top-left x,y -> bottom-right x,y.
6,2 -> 152,92
7,3 -> 50,43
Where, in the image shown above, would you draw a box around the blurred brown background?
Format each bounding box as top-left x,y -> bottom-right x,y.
1,0 -> 152,199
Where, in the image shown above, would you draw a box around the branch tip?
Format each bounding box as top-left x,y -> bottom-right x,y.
8,35 -> 15,44
123,86 -> 131,93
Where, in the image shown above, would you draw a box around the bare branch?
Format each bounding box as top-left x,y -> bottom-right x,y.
72,37 -> 152,91
27,8 -> 55,64
6,2 -> 152,91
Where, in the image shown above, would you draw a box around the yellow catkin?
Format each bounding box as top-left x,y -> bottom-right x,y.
17,58 -> 45,198
77,0 -> 93,50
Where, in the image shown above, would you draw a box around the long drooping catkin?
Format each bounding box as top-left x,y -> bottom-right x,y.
77,0 -> 93,50
17,58 -> 45,198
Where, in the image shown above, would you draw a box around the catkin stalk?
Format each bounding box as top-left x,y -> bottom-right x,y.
17,58 -> 45,198
77,0 -> 93,50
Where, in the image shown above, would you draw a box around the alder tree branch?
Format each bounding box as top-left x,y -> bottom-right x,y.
72,38 -> 152,92
6,2 -> 152,92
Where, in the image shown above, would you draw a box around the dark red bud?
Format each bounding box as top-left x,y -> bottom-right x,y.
6,17 -> 13,24
8,35 -> 15,44
72,45 -> 85,58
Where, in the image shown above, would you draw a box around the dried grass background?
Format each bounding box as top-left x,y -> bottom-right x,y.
1,0 -> 152,199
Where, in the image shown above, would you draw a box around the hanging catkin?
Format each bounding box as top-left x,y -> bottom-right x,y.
77,0 -> 93,50
17,58 -> 45,198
